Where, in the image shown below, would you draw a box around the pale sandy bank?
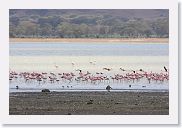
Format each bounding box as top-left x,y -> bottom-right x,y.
9,38 -> 169,43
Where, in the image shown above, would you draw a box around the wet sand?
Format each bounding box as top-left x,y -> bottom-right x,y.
9,38 -> 168,43
9,91 -> 169,115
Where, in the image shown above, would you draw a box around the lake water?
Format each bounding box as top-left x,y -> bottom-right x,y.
9,42 -> 169,92
10,42 -> 168,56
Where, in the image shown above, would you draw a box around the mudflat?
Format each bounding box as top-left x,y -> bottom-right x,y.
9,91 -> 169,115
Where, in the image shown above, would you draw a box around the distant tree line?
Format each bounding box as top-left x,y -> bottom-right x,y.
9,10 -> 169,38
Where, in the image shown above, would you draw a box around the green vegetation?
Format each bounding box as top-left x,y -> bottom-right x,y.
9,9 -> 169,38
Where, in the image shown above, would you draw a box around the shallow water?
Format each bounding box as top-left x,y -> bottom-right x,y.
9,42 -> 169,92
10,42 -> 168,56
10,81 -> 169,92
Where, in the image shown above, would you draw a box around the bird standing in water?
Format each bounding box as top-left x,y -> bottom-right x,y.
106,85 -> 112,92
164,66 -> 168,72
16,86 -> 19,89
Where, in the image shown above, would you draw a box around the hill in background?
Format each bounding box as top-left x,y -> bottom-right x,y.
9,9 -> 169,38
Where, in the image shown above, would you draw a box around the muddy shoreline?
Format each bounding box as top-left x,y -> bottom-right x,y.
9,91 -> 169,115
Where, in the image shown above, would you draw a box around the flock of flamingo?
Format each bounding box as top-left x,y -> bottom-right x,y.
9,66 -> 169,89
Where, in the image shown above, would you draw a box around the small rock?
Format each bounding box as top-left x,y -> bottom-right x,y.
151,101 -> 154,104
87,101 -> 93,104
115,102 -> 122,104
41,89 -> 50,93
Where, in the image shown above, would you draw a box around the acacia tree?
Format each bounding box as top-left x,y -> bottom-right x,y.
18,21 -> 38,37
